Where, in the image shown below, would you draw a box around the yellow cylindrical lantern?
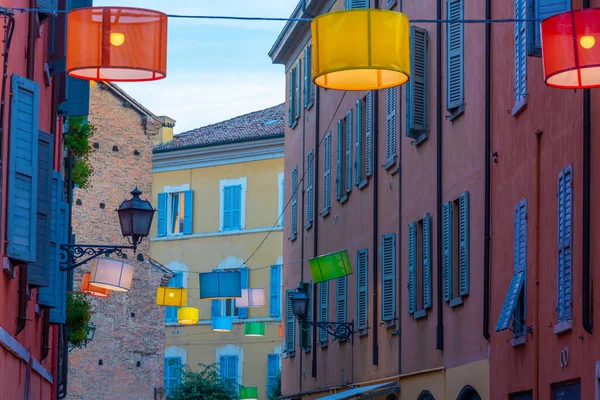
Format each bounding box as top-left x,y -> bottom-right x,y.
156,287 -> 187,307
178,307 -> 199,325
312,9 -> 410,91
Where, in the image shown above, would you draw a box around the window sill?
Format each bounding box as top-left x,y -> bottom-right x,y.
321,208 -> 330,218
511,335 -> 526,347
447,104 -> 465,121
554,320 -> 572,335
357,328 -> 368,337
305,101 -> 314,111
290,120 -> 298,129
382,320 -> 396,328
414,309 -> 428,320
302,347 -> 311,353
289,233 -> 297,242
319,342 -> 328,348
450,297 -> 464,308
385,0 -> 397,9
284,351 -> 295,358
512,96 -> 528,117
3,257 -> 15,279
358,179 -> 369,190
384,157 -> 397,171
409,132 -> 428,147
305,221 -> 313,231
339,194 -> 349,205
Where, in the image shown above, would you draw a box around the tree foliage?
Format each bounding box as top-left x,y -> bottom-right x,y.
268,370 -> 281,400
167,363 -> 239,400
66,291 -> 92,347
64,116 -> 96,189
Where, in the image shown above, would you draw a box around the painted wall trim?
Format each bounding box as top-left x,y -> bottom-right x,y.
0,326 -> 53,383
151,225 -> 283,242
152,137 -> 284,173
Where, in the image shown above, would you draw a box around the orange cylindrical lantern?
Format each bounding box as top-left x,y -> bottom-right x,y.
67,7 -> 168,82
542,8 -> 600,89
81,272 -> 110,298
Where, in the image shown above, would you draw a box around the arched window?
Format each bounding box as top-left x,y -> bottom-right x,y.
418,391 -> 435,400
457,386 -> 482,400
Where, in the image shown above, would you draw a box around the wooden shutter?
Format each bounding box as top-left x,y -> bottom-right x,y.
183,190 -> 193,234
157,192 -> 167,236
365,91 -> 373,177
514,199 -> 528,271
295,61 -> 301,122
220,355 -> 238,385
459,191 -> 470,296
345,109 -> 353,194
531,0 -> 571,56
323,132 -> 331,213
166,272 -> 182,322
495,269 -> 525,331
356,249 -> 368,330
49,196 -> 68,324
304,48 -> 309,109
58,77 -> 90,117
291,166 -> 298,240
336,120 -> 343,201
442,201 -> 453,302
355,99 -> 363,186
7,75 -> 39,263
557,166 -> 573,322
165,357 -> 182,393
238,267 -> 249,318
345,0 -> 369,8
408,222 -> 417,315
407,26 -> 428,139
38,172 -> 61,310
319,281 -> 329,344
288,69 -> 294,127
385,88 -> 397,163
381,234 -> 396,321
231,185 -> 242,229
285,289 -> 295,352
267,354 -> 279,392
447,0 -> 464,110
223,186 -> 232,230
423,214 -> 432,309
270,265 -> 281,317
514,0 -> 527,104
307,150 -> 314,226
211,299 -> 220,318
337,276 -> 347,323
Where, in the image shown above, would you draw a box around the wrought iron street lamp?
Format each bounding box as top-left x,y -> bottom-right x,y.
60,188 -> 155,271
291,284 -> 354,343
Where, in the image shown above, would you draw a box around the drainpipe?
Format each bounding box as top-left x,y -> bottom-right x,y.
372,0 -> 381,366
534,130 -> 542,399
26,0 -> 36,79
312,85 -> 320,378
483,0 -> 491,342
396,0 -> 403,374
435,0 -> 444,351
299,73 -> 307,394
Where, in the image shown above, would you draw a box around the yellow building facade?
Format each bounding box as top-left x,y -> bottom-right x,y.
150,104 -> 285,399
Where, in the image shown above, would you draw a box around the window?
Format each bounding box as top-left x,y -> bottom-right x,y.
323,132 -> 332,216
219,355 -> 239,386
551,381 -> 580,400
407,26 -> 429,143
170,192 -> 185,234
418,391 -> 435,400
304,46 -> 315,109
157,185 -> 193,237
447,0 -> 464,118
336,113 -> 352,203
556,165 -> 573,329
385,88 -> 397,166
288,60 -> 301,127
278,173 -> 284,226
381,234 -> 396,323
165,272 -> 184,323
318,281 -> 329,345
290,166 -> 298,241
267,354 -> 281,395
285,289 -> 295,353
496,199 -> 527,337
306,150 -> 314,228
528,0 -> 571,57
356,249 -> 369,333
270,265 -> 282,318
408,214 -> 432,318
164,357 -> 182,395
219,177 -> 247,231
510,391 -> 533,400
345,0 -> 369,8
442,192 -> 470,305
513,0 -> 528,115
355,96 -> 371,187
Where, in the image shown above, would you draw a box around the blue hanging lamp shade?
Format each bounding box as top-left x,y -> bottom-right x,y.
308,250 -> 353,283
199,270 -> 242,299
212,316 -> 233,332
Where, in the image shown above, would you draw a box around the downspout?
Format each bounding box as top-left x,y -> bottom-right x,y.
372,0 -> 381,366
299,78 -> 306,394
312,86 -> 320,378
534,131 -> 542,399
483,0 -> 491,341
435,0 -> 444,351
582,0 -> 593,336
397,0 -> 403,374
26,0 -> 36,79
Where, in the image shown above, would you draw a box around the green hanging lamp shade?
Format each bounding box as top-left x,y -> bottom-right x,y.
240,387 -> 258,400
244,322 -> 265,337
308,249 -> 353,283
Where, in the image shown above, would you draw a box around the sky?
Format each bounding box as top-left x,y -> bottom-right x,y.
95,0 -> 298,134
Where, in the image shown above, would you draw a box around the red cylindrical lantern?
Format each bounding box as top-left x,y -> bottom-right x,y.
542,8 -> 600,89
67,7 -> 168,82
81,272 -> 110,298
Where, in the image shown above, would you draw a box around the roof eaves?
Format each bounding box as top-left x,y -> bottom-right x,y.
152,132 -> 285,154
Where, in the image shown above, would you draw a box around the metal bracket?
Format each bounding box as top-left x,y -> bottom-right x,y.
59,244 -> 137,271
302,320 -> 354,343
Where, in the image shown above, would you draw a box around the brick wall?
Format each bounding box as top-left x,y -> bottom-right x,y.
66,82 -> 166,400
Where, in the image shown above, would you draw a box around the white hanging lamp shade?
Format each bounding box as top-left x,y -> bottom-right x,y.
89,257 -> 135,292
236,288 -> 265,308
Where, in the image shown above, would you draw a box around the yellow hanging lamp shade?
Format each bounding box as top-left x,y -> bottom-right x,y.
177,307 -> 199,325
156,286 -> 187,307
311,9 -> 410,91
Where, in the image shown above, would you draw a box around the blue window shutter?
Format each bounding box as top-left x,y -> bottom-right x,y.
442,201 -> 453,302
304,48 -> 309,109
495,269 -> 525,331
423,213 -> 432,309
270,265 -> 281,317
290,166 -> 298,240
267,354 -> 279,392
530,0 -> 571,56
408,222 -> 417,315
288,70 -> 294,127
157,192 -> 167,237
238,267 -> 249,319
7,75 -> 39,263
48,197 -> 68,324
356,249 -> 368,330
323,132 -> 331,213
319,281 -> 329,344
514,0 -> 527,104
295,61 -> 301,122
219,356 -> 226,379
345,109 -> 353,194
407,26 -> 428,139
232,185 -> 242,229
365,91 -> 373,177
165,272 -> 182,323
336,276 -> 347,323
355,99 -> 362,186
385,88 -> 397,162
223,186 -> 232,231
514,198 -> 528,271
345,0 -> 369,8
165,357 -> 182,394
58,77 -> 90,117
211,299 -> 220,318
227,356 -> 238,383
29,131 -> 54,287
285,289 -> 296,352
447,0 -> 464,110
183,190 -> 193,234
459,191 -> 470,296
48,0 -> 69,76
307,150 -> 314,225
336,120 -> 344,201
38,172 -> 60,308
557,165 -> 573,322
381,234 -> 396,321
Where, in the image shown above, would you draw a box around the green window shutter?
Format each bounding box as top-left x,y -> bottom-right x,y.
557,165 -> 573,322
336,120 -> 344,201
381,234 -> 396,322
295,61 -> 301,122
408,222 -> 417,315
442,201 -> 453,302
495,269 -> 525,331
356,249 -> 369,331
337,276 -> 347,323
423,213 -> 432,309
323,132 -> 332,214
514,0 -> 527,104
307,150 -> 314,226
385,88 -> 397,163
446,0 -> 464,110
355,99 -> 363,186
407,26 -> 428,139
319,281 -> 329,344
345,0 -> 369,9
290,166 -> 298,241
365,91 -> 373,177
288,70 -> 294,127
345,109 -> 353,194
530,0 -> 571,56
459,191 -> 470,296
183,190 -> 193,235
285,289 -> 295,352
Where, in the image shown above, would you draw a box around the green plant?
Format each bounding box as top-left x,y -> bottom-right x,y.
167,363 -> 239,400
64,116 -> 96,189
268,370 -> 281,400
66,291 -> 92,348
